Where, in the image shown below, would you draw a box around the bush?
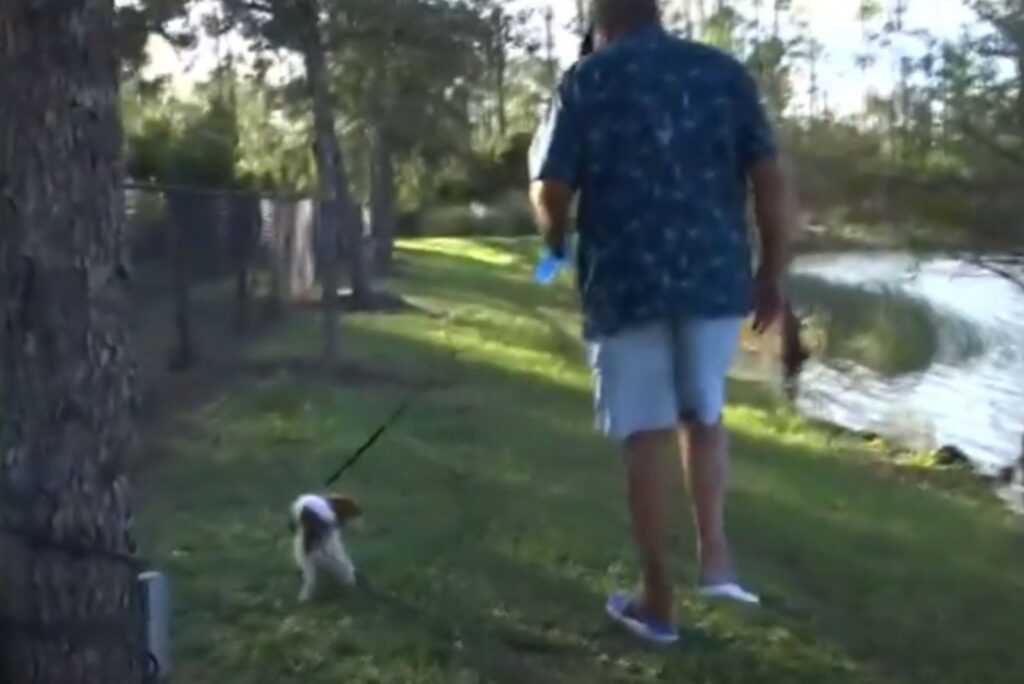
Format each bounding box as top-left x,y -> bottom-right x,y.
433,134 -> 533,205
418,191 -> 534,238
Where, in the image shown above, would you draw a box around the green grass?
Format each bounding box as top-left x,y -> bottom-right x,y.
139,237 -> 1024,684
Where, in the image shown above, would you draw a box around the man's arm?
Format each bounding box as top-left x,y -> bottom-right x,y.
734,67 -> 798,332
528,72 -> 582,257
530,180 -> 574,258
750,157 -> 798,282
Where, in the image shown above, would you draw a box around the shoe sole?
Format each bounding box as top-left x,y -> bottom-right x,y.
605,601 -> 680,645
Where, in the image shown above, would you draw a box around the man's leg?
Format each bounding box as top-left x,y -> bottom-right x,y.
589,323 -> 679,623
681,419 -> 733,583
626,429 -> 676,623
673,318 -> 744,584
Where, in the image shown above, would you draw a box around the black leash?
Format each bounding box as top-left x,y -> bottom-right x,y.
322,394 -> 417,488
321,339 -> 461,488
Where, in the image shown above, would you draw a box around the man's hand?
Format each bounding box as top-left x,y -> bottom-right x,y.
544,229 -> 567,259
752,269 -> 784,334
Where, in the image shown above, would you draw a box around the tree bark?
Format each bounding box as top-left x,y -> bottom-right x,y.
0,1 -> 145,683
495,36 -> 508,137
300,0 -> 370,355
491,9 -> 508,138
1017,51 -> 1024,127
301,0 -> 344,363
369,126 -> 397,274
337,171 -> 372,308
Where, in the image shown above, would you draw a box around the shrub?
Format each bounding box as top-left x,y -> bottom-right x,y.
418,191 -> 534,238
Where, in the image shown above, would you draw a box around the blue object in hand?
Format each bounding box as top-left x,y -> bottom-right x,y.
534,249 -> 566,285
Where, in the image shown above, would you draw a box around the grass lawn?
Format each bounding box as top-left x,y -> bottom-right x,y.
139,238 -> 1024,684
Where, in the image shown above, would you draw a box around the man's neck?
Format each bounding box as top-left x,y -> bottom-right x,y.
604,21 -> 662,44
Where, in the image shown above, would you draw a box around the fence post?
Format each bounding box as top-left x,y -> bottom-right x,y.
229,194 -> 258,332
265,200 -> 288,319
165,189 -> 195,371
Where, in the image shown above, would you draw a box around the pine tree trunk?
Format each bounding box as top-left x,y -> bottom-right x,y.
301,0 -> 370,336
496,40 -> 508,137
301,0 -> 344,363
337,174 -> 372,307
1017,52 -> 1024,127
0,1 -> 145,683
491,9 -> 508,138
369,126 -> 397,275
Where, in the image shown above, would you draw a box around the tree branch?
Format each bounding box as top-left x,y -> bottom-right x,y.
240,0 -> 274,14
956,117 -> 1024,168
960,253 -> 1024,294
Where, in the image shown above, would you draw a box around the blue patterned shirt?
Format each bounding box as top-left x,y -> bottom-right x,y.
530,25 -> 777,339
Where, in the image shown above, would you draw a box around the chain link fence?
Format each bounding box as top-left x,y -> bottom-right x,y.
123,182 -> 328,408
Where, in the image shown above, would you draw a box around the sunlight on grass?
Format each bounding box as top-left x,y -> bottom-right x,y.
347,307 -> 591,393
397,236 -> 531,267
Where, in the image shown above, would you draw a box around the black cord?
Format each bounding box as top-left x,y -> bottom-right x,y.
0,527 -> 159,681
322,396 -> 416,488
0,613 -> 159,681
321,339 -> 462,488
0,614 -> 144,641
0,522 -> 144,569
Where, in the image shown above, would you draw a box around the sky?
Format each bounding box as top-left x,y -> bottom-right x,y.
526,0 -> 978,115
142,0 -> 981,116
783,0 -> 975,114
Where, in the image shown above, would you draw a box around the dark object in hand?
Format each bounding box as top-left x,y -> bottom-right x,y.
781,303 -> 809,401
580,26 -> 594,57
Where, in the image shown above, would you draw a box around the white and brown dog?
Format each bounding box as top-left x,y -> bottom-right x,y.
289,493 -> 362,601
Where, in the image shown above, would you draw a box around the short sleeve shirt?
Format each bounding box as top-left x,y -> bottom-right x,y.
530,25 -> 778,339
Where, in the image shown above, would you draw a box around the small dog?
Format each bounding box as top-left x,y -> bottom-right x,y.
289,493 -> 362,601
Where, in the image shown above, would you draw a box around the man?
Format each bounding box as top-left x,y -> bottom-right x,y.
529,0 -> 797,644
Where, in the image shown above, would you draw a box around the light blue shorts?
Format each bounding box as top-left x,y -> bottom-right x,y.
587,318 -> 743,441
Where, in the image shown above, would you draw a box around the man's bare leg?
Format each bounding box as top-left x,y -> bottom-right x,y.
626,429 -> 676,623
680,420 -> 734,583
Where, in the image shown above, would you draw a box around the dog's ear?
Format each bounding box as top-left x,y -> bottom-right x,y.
327,495 -> 362,525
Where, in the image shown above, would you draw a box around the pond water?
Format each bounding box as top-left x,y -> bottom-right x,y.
744,253 -> 1024,475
